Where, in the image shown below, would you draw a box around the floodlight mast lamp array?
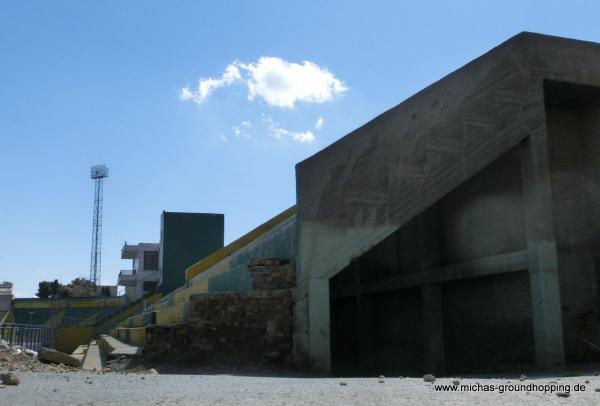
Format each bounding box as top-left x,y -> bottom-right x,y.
90,164 -> 108,287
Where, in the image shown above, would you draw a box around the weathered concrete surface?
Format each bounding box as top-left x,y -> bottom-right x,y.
99,335 -> 142,358
82,341 -> 104,371
37,347 -> 81,368
3,371 -> 600,405
296,32 -> 600,371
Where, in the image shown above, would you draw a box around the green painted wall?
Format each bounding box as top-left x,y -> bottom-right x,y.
208,216 -> 296,293
160,212 -> 224,294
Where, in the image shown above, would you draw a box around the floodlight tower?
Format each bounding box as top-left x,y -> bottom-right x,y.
89,164 -> 108,286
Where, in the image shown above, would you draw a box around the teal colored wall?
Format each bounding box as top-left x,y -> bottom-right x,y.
208,216 -> 296,293
161,212 -> 224,294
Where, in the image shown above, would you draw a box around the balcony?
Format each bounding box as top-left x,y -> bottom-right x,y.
121,244 -> 139,260
118,269 -> 137,286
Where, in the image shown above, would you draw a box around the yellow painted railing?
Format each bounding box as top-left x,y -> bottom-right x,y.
14,297 -> 128,309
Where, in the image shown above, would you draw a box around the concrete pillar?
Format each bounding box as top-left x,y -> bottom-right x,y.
422,283 -> 445,375
355,261 -> 375,373
520,135 -> 565,368
420,210 -> 446,375
308,277 -> 331,372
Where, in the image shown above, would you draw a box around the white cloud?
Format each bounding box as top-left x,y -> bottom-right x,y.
180,57 -> 347,108
240,57 -> 347,108
231,122 -> 251,139
219,133 -> 229,142
315,117 -> 325,130
290,131 -> 315,143
263,115 -> 315,143
180,64 -> 242,103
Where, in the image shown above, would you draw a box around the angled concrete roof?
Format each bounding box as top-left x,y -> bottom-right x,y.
296,32 -> 600,280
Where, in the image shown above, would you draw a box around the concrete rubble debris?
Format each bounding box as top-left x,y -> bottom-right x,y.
423,374 -> 436,383
0,342 -> 76,373
1,372 -> 20,385
556,392 -> 570,398
38,347 -> 82,368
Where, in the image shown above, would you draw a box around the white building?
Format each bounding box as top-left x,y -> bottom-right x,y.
118,243 -> 160,301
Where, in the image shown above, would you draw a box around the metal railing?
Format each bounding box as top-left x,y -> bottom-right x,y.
0,323 -> 56,351
119,269 -> 136,277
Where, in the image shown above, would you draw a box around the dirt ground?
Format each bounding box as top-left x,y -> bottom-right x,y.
2,370 -> 600,405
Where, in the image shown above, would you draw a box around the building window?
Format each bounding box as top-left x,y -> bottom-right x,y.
143,251 -> 159,270
143,281 -> 158,292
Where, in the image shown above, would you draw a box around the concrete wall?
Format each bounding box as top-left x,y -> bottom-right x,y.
160,212 -> 224,294
545,83 -> 600,362
443,271 -> 533,373
298,33 -> 600,371
438,146 -> 526,264
0,295 -> 12,313
329,147 -> 533,374
55,326 -> 96,354
207,215 -> 297,293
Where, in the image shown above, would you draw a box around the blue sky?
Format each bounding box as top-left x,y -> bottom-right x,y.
1,1 -> 599,297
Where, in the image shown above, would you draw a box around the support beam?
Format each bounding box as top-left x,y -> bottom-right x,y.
420,211 -> 445,375
422,284 -> 445,375
355,261 -> 374,373
332,250 -> 529,299
520,135 -> 565,368
308,278 -> 331,372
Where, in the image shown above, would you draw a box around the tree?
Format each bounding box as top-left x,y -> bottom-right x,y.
36,281 -> 51,299
35,278 -> 98,298
62,278 -> 97,297
36,279 -> 61,299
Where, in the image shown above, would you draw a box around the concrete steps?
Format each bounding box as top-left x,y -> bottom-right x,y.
81,340 -> 104,371
99,334 -> 142,358
70,335 -> 141,371
70,344 -> 88,364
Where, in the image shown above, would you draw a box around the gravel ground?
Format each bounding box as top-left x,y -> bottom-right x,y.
2,371 -> 600,405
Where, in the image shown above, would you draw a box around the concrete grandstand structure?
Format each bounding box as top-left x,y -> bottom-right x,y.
296,32 -> 600,374
4,296 -> 130,353
5,32 -> 600,376
111,32 -> 600,375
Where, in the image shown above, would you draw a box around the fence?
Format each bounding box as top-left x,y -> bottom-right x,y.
0,323 -> 56,351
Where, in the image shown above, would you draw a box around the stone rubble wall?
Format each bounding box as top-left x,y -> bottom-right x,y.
145,260 -> 297,367
248,259 -> 296,291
